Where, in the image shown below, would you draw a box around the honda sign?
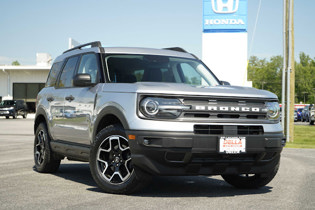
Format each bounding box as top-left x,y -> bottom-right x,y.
203,0 -> 247,32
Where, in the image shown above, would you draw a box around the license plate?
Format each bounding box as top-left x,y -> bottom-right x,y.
219,137 -> 246,154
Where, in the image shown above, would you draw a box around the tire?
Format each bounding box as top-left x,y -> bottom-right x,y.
90,124 -> 151,194
34,122 -> 61,173
5,116 -> 9,119
222,157 -> 280,189
13,112 -> 17,119
310,120 -> 314,125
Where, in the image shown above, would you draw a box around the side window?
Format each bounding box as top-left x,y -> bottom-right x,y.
179,63 -> 201,85
58,56 -> 79,88
77,54 -> 99,83
46,62 -> 63,87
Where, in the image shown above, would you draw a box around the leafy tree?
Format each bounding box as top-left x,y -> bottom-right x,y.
295,53 -> 315,104
247,52 -> 315,104
11,60 -> 20,66
248,55 -> 282,100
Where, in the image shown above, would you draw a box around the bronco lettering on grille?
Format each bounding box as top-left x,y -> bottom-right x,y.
194,106 -> 261,112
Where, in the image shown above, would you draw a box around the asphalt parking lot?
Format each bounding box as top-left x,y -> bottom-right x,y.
0,118 -> 314,210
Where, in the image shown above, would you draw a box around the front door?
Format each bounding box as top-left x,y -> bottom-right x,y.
61,53 -> 100,145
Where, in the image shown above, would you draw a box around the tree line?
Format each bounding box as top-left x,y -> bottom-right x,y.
248,52 -> 315,104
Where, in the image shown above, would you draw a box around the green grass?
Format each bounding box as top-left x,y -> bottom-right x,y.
285,125 -> 315,148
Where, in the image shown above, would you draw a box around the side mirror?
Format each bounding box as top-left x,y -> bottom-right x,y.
73,74 -> 93,87
220,81 -> 231,86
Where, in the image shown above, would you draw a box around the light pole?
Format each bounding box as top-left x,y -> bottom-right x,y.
261,81 -> 266,89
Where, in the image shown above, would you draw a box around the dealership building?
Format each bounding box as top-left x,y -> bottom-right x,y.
0,53 -> 51,112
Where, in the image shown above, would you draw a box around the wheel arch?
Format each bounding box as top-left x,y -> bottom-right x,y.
34,107 -> 49,135
93,106 -> 130,142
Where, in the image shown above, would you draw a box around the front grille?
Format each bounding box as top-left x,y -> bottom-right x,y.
237,126 -> 264,135
194,125 -> 223,134
181,97 -> 268,121
194,125 -> 264,135
183,113 -> 265,119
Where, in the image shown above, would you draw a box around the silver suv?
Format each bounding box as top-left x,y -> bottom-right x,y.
34,41 -> 285,194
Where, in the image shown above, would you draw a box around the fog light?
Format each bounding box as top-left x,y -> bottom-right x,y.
143,139 -> 150,145
281,138 -> 286,146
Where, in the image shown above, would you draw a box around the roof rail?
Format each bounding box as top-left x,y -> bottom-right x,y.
163,47 -> 187,53
63,41 -> 102,54
163,47 -> 199,60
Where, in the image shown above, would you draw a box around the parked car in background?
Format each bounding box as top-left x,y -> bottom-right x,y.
296,108 -> 303,121
302,105 -> 310,122
0,100 -> 28,119
310,105 -> 314,125
294,110 -> 298,122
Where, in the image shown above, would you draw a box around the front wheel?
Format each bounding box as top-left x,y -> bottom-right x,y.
222,158 -> 280,189
90,124 -> 151,194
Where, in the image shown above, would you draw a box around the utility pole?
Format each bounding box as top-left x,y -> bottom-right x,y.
289,0 -> 295,142
281,0 -> 287,129
283,0 -> 294,142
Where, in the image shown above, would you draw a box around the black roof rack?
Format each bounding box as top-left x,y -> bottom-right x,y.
163,47 -> 199,60
163,47 -> 187,53
63,41 -> 102,54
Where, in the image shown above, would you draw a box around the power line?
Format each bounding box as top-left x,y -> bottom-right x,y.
249,0 -> 262,57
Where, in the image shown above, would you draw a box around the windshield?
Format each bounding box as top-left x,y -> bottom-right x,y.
105,55 -> 220,86
0,100 -> 14,106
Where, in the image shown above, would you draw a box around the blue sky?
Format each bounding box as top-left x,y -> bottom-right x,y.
0,0 -> 314,65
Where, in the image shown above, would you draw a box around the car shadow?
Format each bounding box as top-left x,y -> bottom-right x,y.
131,176 -> 272,198
37,163 -> 272,197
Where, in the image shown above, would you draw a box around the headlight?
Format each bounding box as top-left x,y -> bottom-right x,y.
265,102 -> 280,120
140,97 -> 190,119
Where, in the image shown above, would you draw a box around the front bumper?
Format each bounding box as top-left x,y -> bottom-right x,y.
0,110 -> 13,117
126,130 -> 285,176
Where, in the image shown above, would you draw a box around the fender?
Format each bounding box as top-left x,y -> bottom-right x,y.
34,106 -> 52,137
92,106 -> 130,142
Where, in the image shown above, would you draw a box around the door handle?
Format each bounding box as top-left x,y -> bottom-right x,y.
65,95 -> 75,102
47,97 -> 54,102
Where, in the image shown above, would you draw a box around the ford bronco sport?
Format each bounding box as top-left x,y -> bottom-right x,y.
34,41 -> 285,194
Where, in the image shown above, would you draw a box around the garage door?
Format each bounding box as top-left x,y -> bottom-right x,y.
13,83 -> 45,112
13,83 -> 45,102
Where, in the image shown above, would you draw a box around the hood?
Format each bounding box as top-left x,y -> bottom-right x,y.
101,82 -> 278,100
0,105 -> 14,109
